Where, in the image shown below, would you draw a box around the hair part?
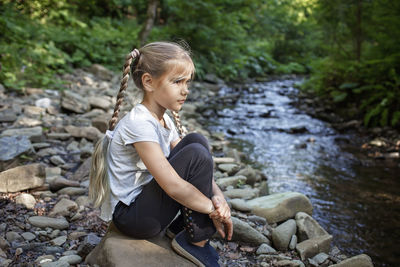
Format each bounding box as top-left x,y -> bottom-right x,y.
89,41 -> 192,209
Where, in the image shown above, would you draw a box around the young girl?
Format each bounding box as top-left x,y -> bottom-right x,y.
89,41 -> 233,267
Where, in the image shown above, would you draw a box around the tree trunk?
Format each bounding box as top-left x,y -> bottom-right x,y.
139,0 -> 158,46
355,0 -> 362,61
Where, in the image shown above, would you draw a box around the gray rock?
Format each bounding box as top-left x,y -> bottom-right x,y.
41,260 -> 69,267
216,175 -> 247,189
6,232 -> 23,242
272,219 -> 297,251
295,212 -> 330,242
247,192 -> 313,224
0,163 -> 45,193
88,96 -> 111,110
229,198 -> 252,212
224,187 -> 259,200
24,105 -> 45,117
85,224 -> 194,266
51,235 -> 67,246
28,216 -> 69,230
61,90 -> 90,113
35,98 -> 52,109
0,136 -> 32,161
92,115 -> 109,133
247,215 -> 267,225
0,110 -> 17,122
58,255 -> 82,264
56,187 -> 86,196
213,157 -> 235,164
75,196 -> 91,208
236,167 -> 259,185
21,232 -> 36,241
64,125 -> 102,142
312,252 -> 329,264
256,243 -> 276,254
296,235 -> 332,260
15,193 -> 36,209
217,163 -> 240,175
14,117 -> 42,127
71,157 -> 91,181
89,64 -> 114,80
289,234 -> 297,250
231,217 -> 270,245
77,233 -> 102,258
50,155 -> 66,166
46,133 -> 71,140
49,198 -> 78,217
49,177 -> 80,192
1,126 -> 43,142
275,260 -> 305,267
330,254 -> 373,267
35,255 -> 55,265
45,167 -> 62,183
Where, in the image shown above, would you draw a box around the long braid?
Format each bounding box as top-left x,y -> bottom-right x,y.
108,49 -> 140,131
172,111 -> 187,137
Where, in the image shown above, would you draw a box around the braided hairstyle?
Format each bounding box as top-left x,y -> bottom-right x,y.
89,42 -> 193,208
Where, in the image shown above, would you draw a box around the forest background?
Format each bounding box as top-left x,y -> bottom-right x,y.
0,0 -> 399,129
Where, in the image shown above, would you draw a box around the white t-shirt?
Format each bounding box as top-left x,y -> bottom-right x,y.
100,104 -> 180,222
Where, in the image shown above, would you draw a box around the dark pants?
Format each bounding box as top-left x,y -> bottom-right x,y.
112,133 -> 216,242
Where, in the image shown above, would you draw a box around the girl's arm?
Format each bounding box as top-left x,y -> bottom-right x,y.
134,141 -> 214,214
170,137 -> 181,150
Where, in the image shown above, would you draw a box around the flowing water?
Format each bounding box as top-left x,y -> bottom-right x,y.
203,78 -> 400,267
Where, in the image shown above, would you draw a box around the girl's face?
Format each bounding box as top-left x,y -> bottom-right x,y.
150,59 -> 194,112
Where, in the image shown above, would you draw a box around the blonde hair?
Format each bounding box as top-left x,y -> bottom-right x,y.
89,41 -> 193,208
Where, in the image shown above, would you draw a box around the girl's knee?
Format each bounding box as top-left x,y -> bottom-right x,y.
183,133 -> 210,151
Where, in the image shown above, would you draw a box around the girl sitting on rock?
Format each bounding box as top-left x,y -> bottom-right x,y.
89,41 -> 233,267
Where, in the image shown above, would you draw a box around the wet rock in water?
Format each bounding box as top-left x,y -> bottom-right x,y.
0,136 -> 32,161
229,198 -> 252,212
224,187 -> 260,200
296,234 -> 332,260
330,254 -> 373,267
247,192 -> 313,224
28,216 -> 69,230
272,219 -> 297,251
85,223 -> 194,266
288,126 -> 309,134
15,193 -> 36,209
231,217 -> 270,245
236,167 -> 259,185
295,212 -> 329,242
61,90 -> 90,114
49,177 -> 80,192
256,243 -> 276,254
48,198 -> 78,217
64,125 -> 102,142
217,163 -> 240,175
0,163 -> 45,193
1,126 -> 43,142
216,175 -> 247,189
56,187 -> 86,196
89,64 -> 114,81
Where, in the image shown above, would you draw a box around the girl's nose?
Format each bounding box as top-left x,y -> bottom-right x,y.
182,86 -> 189,95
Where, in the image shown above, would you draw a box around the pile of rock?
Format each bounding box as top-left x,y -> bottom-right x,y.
0,66 -> 374,266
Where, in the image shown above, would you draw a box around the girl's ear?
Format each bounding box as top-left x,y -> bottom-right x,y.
142,73 -> 154,92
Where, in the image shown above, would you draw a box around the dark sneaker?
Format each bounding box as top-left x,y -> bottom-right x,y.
171,231 -> 220,267
166,214 -> 184,239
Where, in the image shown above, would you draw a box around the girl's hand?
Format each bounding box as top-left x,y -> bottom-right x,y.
209,195 -> 231,221
211,217 -> 233,241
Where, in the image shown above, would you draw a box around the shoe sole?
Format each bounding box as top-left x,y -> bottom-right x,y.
165,228 -> 175,239
171,238 -> 205,267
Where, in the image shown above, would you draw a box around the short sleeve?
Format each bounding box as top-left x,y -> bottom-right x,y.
119,117 -> 160,146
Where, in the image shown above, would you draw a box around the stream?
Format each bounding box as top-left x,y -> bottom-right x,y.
201,78 -> 400,267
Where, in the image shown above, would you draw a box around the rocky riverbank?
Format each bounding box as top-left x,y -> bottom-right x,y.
0,67 -> 374,266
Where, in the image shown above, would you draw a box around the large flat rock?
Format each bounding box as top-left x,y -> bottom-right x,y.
247,192 -> 313,224
0,163 -> 45,193
330,254 -> 374,267
85,223 -> 195,267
